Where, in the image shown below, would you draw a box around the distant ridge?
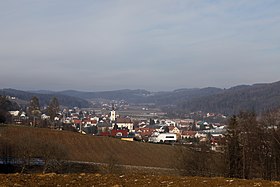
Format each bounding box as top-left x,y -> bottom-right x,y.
0,88 -> 92,108
57,89 -> 152,101
178,81 -> 280,114
1,80 -> 280,114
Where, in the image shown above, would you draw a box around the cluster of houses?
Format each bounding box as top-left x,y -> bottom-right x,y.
135,119 -> 226,146
64,106 -> 226,147
9,104 -> 227,150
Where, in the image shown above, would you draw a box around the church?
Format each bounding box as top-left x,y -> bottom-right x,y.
110,104 -> 134,132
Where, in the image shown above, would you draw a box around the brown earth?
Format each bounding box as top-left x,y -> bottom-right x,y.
0,173 -> 279,187
1,125 -> 279,186
0,125 -> 179,168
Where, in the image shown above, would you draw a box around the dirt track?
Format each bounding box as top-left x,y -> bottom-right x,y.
0,173 -> 279,187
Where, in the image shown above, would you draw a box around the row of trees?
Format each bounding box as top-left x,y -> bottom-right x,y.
0,129 -> 67,173
0,96 -> 20,123
225,111 -> 280,180
174,110 -> 279,180
28,96 -> 60,122
0,95 -> 60,125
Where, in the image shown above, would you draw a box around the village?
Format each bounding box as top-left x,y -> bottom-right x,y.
8,98 -> 227,152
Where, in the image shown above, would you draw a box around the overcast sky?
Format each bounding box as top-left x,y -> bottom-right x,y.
0,0 -> 279,91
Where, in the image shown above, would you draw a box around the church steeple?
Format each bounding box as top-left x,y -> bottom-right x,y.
110,103 -> 116,123
112,103 -> 115,111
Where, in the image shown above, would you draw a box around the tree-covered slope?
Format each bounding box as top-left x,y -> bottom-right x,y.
0,89 -> 92,108
178,81 -> 280,114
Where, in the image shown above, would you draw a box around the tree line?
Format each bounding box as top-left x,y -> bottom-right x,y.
0,89 -> 92,108
27,96 -> 60,127
176,82 -> 280,115
0,96 -> 19,123
174,110 -> 279,181
225,110 -> 280,180
0,95 -> 62,127
0,128 -> 67,173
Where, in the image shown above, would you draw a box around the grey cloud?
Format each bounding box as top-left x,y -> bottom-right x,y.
0,0 -> 280,91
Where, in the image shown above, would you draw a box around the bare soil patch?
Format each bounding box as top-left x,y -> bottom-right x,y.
0,173 -> 279,187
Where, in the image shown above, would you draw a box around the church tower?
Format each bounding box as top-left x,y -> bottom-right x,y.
110,104 -> 116,123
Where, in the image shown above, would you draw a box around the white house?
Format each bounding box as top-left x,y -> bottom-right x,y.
9,111 -> 20,117
116,117 -> 133,131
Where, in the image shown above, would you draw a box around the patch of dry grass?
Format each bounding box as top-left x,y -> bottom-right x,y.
0,125 -> 178,168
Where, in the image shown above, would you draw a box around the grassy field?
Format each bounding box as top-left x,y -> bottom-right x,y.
1,125 -> 279,186
0,125 -> 178,168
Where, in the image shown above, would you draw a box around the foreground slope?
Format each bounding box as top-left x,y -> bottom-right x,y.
0,125 -> 177,168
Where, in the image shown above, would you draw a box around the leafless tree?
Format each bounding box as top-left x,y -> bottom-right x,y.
38,138 -> 67,174
15,131 -> 40,173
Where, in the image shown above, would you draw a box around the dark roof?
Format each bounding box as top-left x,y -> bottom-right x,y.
145,125 -> 161,129
97,120 -> 111,127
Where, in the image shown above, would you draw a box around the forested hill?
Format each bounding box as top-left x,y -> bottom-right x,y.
1,80 -> 280,114
53,81 -> 280,114
58,89 -> 152,102
178,81 -> 280,115
55,88 -> 223,104
54,81 -> 280,115
0,89 -> 92,108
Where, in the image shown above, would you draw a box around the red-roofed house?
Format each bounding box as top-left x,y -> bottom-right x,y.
135,127 -> 155,142
181,131 -> 197,139
135,127 -> 155,137
111,129 -> 128,137
168,126 -> 180,134
73,119 -> 81,125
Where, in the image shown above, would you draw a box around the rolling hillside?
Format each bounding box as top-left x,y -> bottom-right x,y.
0,125 -> 178,168
1,125 -> 279,186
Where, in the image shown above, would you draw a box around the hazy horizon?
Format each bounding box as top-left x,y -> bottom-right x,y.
1,1 -> 280,91
1,79 -> 278,93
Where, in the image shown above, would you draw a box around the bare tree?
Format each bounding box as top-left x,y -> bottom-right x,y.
225,110 -> 280,180
225,115 -> 242,178
104,152 -> 120,174
0,137 -> 14,165
237,111 -> 261,179
28,96 -> 41,126
47,97 -> 60,128
15,131 -> 40,173
260,110 -> 280,180
13,130 -> 68,173
38,138 -> 67,174
174,145 -> 221,177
